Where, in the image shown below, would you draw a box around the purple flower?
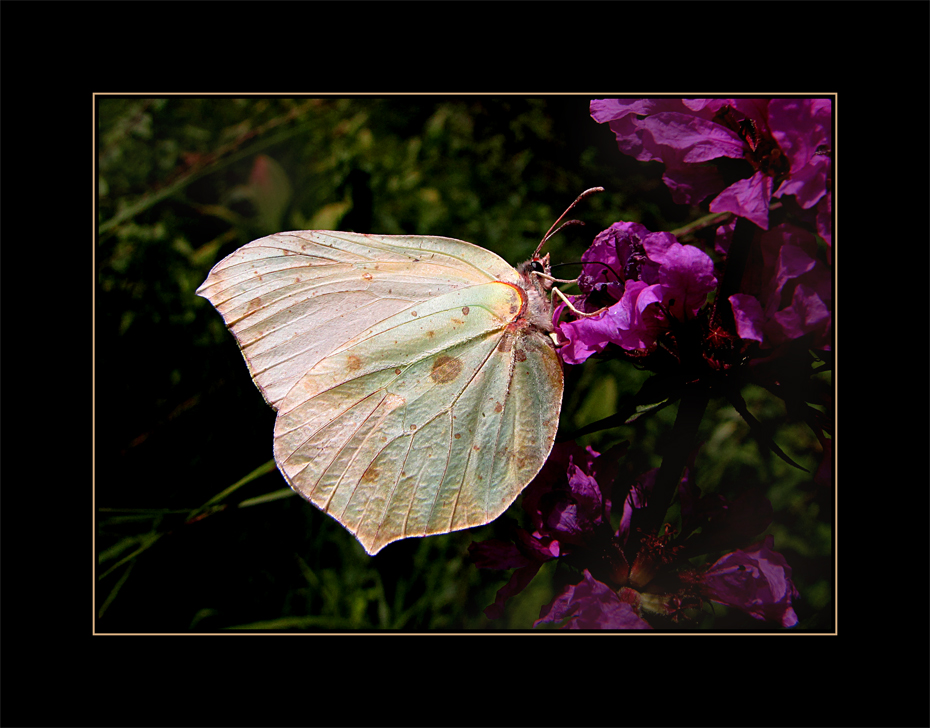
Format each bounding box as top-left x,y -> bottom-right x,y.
534,570 -> 652,630
694,535 -> 800,628
768,99 -> 833,212
728,223 -> 832,349
469,442 -> 618,619
591,98 -> 832,234
520,441 -> 618,544
472,443 -> 798,629
557,221 -> 717,365
590,99 -> 738,208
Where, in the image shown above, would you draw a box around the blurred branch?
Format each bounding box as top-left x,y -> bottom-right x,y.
98,100 -> 320,237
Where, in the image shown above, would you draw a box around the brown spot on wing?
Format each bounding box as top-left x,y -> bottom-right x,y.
514,447 -> 533,470
346,355 -> 362,371
462,306 -> 470,316
430,355 -> 463,384
514,349 -> 527,362
247,297 -> 262,313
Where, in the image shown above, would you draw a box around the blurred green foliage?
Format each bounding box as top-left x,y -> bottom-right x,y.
96,97 -> 832,631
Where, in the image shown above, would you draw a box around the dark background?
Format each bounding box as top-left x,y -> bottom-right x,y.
96,96 -> 832,632
0,0 -> 911,721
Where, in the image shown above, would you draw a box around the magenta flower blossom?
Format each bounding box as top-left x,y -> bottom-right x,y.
690,535 -> 800,628
591,98 -> 832,234
520,442 -> 615,545
469,443 -> 620,619
534,570 -> 652,630
471,442 -> 799,630
728,223 -> 832,349
557,221 -> 717,365
469,99 -> 827,629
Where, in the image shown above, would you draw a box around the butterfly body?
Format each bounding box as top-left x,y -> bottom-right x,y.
198,230 -> 563,554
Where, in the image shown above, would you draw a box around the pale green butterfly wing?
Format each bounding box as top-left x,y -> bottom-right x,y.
197,230 -> 563,554
196,231 -> 522,407
275,281 -> 562,554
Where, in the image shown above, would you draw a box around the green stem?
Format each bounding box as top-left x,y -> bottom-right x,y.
669,210 -> 732,240
642,383 -> 709,536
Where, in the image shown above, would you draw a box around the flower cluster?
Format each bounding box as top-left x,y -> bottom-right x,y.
562,97 -> 833,366
469,97 -> 831,630
590,98 -> 832,246
728,222 -> 832,350
557,221 -> 718,365
470,443 -> 798,630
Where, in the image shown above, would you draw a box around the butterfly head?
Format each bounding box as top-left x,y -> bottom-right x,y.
518,253 -> 553,293
526,253 -> 551,276
517,188 -> 606,334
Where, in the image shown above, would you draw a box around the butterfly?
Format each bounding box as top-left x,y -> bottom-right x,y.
197,189 -> 602,554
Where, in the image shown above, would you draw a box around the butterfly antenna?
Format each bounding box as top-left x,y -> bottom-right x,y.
535,186 -> 605,257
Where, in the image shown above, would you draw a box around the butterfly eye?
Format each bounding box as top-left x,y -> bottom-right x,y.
529,259 -> 546,274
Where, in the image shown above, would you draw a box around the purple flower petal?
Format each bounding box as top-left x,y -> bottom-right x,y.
559,222 -> 717,362
590,99 -> 696,162
714,216 -> 737,256
577,221 -> 656,291
593,98 -> 832,232
645,239 -> 718,320
557,311 -> 615,364
709,171 -> 773,229
520,442 -> 614,545
735,223 -> 832,348
534,570 -> 652,629
729,293 -> 766,343
774,153 -> 830,210
771,282 -> 831,343
589,98 -> 663,124
700,535 -> 800,628
644,112 -> 745,163
769,98 -> 832,209
617,468 -> 657,544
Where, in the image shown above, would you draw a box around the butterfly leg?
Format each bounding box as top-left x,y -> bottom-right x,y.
549,285 -> 609,319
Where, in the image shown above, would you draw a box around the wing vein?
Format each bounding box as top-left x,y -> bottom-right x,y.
351,424 -> 416,537
425,332 -> 512,533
